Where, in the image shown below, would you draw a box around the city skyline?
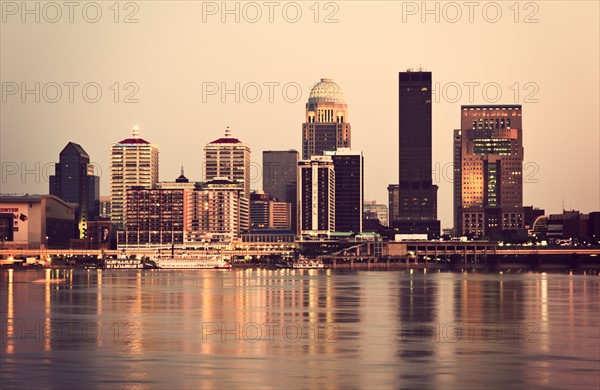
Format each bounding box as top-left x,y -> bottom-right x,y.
2,2 -> 599,229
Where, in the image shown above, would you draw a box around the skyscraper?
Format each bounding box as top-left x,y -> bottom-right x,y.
325,148 -> 364,233
392,70 -> 440,237
204,127 -> 251,232
110,128 -> 159,229
263,150 -> 298,232
49,142 -> 100,238
297,156 -> 335,236
302,78 -> 350,160
454,105 -> 524,238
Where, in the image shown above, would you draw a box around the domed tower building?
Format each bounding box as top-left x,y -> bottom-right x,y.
302,78 -> 351,159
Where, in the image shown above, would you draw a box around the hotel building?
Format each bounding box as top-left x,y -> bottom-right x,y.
110,128 -> 159,229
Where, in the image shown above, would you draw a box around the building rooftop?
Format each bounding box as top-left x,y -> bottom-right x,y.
117,127 -> 151,144
209,126 -> 241,144
0,194 -> 76,209
308,78 -> 345,104
61,142 -> 89,158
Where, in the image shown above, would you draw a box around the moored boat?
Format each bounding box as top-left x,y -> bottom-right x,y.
151,250 -> 231,269
292,257 -> 325,269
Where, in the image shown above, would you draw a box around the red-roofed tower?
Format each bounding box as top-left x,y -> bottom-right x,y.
204,127 -> 251,232
110,126 -> 159,229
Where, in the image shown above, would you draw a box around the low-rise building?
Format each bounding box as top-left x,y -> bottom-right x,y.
0,195 -> 76,248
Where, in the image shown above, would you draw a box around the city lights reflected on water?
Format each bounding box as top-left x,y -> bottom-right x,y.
0,270 -> 598,389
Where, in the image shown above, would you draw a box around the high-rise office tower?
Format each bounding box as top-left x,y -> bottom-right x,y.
49,142 -> 100,238
297,156 -> 335,236
325,148 -> 364,233
263,150 -> 298,232
393,70 -> 440,236
110,128 -> 159,229
204,127 -> 251,232
302,78 -> 350,160
454,105 -> 524,238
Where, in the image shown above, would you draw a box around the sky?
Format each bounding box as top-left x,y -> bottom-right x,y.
1,1 -> 599,228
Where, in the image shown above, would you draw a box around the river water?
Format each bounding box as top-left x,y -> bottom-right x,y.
1,269 -> 598,389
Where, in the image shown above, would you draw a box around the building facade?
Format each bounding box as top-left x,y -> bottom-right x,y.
364,200 -> 388,227
297,156 -> 335,236
302,79 -> 351,160
118,187 -> 184,248
186,178 -> 243,244
204,127 -> 250,232
0,195 -> 76,248
394,70 -> 440,237
49,142 -> 99,239
454,105 -> 524,238
325,148 -> 364,233
110,128 -> 159,229
99,196 -> 111,220
262,150 -> 298,232
250,191 -> 292,231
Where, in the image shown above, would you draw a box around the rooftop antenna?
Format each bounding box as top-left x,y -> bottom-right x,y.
225,126 -> 232,138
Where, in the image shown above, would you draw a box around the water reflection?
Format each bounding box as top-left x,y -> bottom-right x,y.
0,270 -> 598,389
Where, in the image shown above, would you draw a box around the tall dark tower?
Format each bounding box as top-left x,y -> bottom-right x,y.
302,78 -> 351,160
263,150 -> 298,232
49,142 -> 100,239
394,70 -> 440,236
325,148 -> 364,233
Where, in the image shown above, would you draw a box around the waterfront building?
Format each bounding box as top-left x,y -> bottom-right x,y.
110,127 -> 159,229
0,194 -> 76,248
392,70 -> 440,237
297,156 -> 335,237
454,105 -> 524,238
204,127 -> 250,232
49,142 -> 99,238
250,191 -> 292,230
118,187 -> 184,248
185,178 -> 244,244
324,148 -> 364,233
